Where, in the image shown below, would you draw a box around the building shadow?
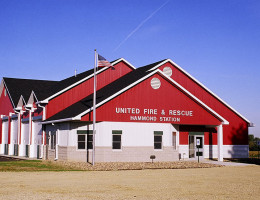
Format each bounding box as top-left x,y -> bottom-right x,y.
227,123 -> 259,165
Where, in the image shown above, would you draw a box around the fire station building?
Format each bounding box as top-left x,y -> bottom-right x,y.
0,58 -> 253,162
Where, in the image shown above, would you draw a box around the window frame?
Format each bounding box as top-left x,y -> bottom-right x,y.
77,130 -> 93,150
112,130 -> 122,150
49,131 -> 56,150
154,131 -> 163,150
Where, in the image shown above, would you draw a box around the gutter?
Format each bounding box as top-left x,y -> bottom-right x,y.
40,116 -> 81,125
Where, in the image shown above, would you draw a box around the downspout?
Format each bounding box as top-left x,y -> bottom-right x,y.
38,103 -> 46,158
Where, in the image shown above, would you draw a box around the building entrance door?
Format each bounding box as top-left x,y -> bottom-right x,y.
195,136 -> 203,158
189,135 -> 195,158
189,133 -> 204,159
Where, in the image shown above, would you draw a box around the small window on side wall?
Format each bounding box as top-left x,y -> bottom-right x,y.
112,130 -> 122,150
77,130 -> 93,150
154,131 -> 163,150
78,135 -> 86,150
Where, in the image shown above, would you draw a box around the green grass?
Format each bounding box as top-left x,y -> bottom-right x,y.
0,160 -> 79,172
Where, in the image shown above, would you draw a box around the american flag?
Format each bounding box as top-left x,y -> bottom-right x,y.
98,54 -> 112,68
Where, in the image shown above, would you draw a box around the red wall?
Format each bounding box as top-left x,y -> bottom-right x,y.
179,132 -> 189,145
46,61 -> 133,119
81,73 -> 222,126
0,87 -> 14,144
0,87 -> 14,116
158,62 -> 248,145
0,119 -> 2,144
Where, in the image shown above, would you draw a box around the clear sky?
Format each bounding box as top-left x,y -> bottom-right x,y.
0,0 -> 259,137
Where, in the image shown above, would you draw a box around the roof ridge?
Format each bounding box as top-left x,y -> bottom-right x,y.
3,77 -> 57,82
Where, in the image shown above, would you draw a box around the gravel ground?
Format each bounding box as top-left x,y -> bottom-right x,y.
51,160 -> 223,171
0,165 -> 259,200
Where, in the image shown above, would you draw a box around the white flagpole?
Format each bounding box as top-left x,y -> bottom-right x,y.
92,49 -> 97,165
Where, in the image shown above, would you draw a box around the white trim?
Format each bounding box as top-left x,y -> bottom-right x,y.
0,79 -> 4,98
15,95 -> 26,109
112,58 -> 136,70
41,117 -> 75,125
75,69 -> 228,125
27,91 -> 38,106
39,58 -> 135,104
148,59 -> 251,124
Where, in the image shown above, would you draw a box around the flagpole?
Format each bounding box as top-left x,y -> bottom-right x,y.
92,50 -> 97,166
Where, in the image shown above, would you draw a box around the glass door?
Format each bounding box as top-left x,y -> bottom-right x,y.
195,136 -> 203,158
189,135 -> 195,158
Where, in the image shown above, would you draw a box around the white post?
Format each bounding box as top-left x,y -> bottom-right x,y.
92,50 -> 97,165
217,124 -> 223,161
41,106 -> 46,159
41,127 -> 45,159
17,113 -> 21,146
55,129 -> 58,160
9,115 -> 16,156
28,110 -> 32,146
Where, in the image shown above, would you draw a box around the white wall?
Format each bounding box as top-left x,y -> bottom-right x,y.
204,145 -> 218,158
9,118 -> 18,155
0,120 -> 9,154
21,122 -> 29,145
10,119 -> 18,144
70,121 -> 178,148
2,120 -> 9,144
58,123 -> 70,146
45,123 -> 70,146
223,145 -> 249,158
32,121 -> 42,145
178,145 -> 189,159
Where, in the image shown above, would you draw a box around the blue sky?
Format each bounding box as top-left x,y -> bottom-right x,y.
0,0 -> 259,137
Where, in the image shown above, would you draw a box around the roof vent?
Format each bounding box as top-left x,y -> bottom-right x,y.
75,69 -> 77,77
151,78 -> 161,89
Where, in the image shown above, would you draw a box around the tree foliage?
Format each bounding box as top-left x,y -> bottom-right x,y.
248,134 -> 260,151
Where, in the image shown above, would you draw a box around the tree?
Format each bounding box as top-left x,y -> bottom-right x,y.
248,134 -> 260,151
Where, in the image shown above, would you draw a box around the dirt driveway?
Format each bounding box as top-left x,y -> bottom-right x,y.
0,165 -> 259,200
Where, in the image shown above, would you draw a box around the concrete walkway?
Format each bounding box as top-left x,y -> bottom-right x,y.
200,159 -> 254,166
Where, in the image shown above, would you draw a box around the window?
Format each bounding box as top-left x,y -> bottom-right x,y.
154,131 -> 163,149
49,131 -> 56,150
78,135 -> 86,150
77,130 -> 93,150
112,130 -> 122,149
172,132 -> 176,150
87,134 -> 93,150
